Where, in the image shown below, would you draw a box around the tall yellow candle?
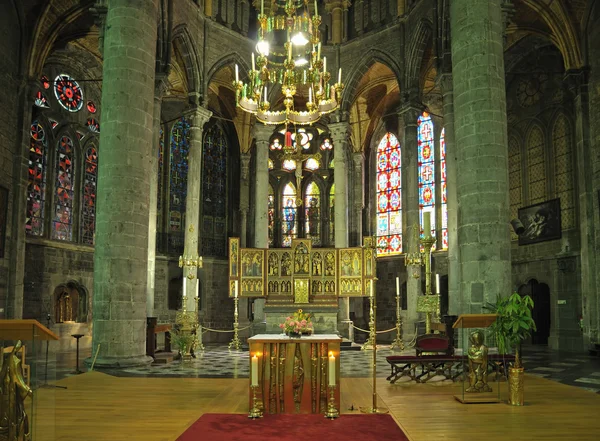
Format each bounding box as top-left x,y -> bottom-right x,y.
328,352 -> 336,386
182,274 -> 187,298
234,280 -> 238,298
251,354 -> 259,386
423,211 -> 431,237
396,276 -> 400,296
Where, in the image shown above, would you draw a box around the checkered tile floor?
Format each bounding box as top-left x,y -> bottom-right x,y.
34,344 -> 600,394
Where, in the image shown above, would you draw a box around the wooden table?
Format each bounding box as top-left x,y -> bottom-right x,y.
248,334 -> 342,414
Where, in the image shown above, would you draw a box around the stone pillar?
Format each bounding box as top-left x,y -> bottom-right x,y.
183,107 -> 212,312
567,70 -> 596,345
91,0 -> 158,367
330,122 -> 352,339
440,73 -> 459,315
450,0 -> 511,310
146,75 -> 168,318
240,152 -> 251,247
204,0 -> 212,18
253,124 -> 271,329
325,1 -> 350,45
400,105 -> 422,340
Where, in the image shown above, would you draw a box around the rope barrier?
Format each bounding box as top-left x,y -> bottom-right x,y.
351,324 -> 399,334
199,324 -> 253,333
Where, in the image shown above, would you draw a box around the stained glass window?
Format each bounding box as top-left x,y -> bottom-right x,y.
320,138 -> 333,150
282,127 -> 313,150
26,121 -> 48,236
48,118 -> 58,129
376,132 -> 402,255
86,118 -> 100,133
329,184 -> 335,245
305,181 -> 321,245
169,117 -> 190,233
54,74 -> 83,112
508,136 -> 522,241
440,128 -> 448,249
268,158 -> 274,170
40,75 -> 50,89
270,138 -> 282,150
157,127 -> 164,228
87,101 -> 97,113
268,184 -> 275,247
527,125 -> 546,205
305,158 -> 319,171
76,131 -> 85,142
35,91 -> 50,108
283,159 -> 297,171
552,114 -> 575,229
418,112 -> 435,246
51,135 -> 75,241
282,182 -> 298,247
80,144 -> 98,245
201,125 -> 228,256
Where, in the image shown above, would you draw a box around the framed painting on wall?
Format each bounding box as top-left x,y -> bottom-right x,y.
518,198 -> 561,246
0,185 -> 7,258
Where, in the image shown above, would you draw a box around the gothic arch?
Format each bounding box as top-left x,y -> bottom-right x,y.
340,49 -> 403,114
205,52 -> 251,100
171,25 -> 202,97
404,19 -> 433,98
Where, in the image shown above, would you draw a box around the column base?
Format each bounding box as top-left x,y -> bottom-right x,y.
84,354 -> 153,369
338,320 -> 354,342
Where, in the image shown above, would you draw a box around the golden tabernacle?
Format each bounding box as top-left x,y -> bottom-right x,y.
248,334 -> 341,415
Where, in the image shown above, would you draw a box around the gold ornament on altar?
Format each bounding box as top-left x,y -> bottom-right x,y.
0,341 -> 32,441
466,330 -> 492,393
235,0 -> 343,126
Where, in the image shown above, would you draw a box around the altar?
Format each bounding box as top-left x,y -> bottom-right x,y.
248,334 -> 341,414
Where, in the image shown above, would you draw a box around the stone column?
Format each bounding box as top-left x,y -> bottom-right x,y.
330,122 -> 352,339
183,107 -> 212,312
440,73 -> 460,315
450,0 -> 511,310
325,1 -> 350,45
91,0 -> 158,367
253,124 -> 271,329
240,152 -> 251,247
399,105 -> 422,340
567,70 -> 596,345
146,75 -> 168,318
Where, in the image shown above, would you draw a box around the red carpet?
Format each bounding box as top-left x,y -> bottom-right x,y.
176,413 -> 409,441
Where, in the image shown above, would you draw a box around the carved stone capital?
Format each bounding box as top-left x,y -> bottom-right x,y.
189,106 -> 212,128
397,103 -> 423,127
154,73 -> 169,100
328,121 -> 351,145
241,153 -> 251,181
325,0 -> 352,13
252,123 -> 272,144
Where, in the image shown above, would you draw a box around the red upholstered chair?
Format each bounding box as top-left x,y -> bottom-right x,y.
415,334 -> 452,356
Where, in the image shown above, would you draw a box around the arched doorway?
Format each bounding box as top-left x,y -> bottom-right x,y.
518,279 -> 551,345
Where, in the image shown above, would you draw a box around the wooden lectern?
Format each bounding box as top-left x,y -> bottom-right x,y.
0,319 -> 59,342
452,314 -> 500,404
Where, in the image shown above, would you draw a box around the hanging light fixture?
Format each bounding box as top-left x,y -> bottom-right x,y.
234,0 -> 344,126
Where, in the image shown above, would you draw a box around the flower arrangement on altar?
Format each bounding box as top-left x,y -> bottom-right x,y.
280,309 -> 314,336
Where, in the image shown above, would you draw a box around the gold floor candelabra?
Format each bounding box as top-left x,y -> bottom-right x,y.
229,295 -> 242,350
361,282 -> 376,351
248,385 -> 263,419
324,385 -> 339,419
177,243 -> 203,357
390,289 -> 405,351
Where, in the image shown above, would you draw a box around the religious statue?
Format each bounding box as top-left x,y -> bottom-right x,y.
325,252 -> 335,276
307,198 -> 319,241
0,341 -> 32,441
281,253 -> 292,276
312,253 -> 322,276
56,290 -> 72,323
268,253 -> 279,276
466,330 -> 492,393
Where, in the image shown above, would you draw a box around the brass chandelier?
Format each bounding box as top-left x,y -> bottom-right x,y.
234,0 -> 344,126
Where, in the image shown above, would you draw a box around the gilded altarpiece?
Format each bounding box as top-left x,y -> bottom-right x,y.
228,237 -> 376,305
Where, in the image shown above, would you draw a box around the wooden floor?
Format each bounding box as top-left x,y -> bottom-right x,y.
33,372 -> 600,441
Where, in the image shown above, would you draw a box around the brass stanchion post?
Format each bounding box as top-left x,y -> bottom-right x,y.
229,294 -> 242,350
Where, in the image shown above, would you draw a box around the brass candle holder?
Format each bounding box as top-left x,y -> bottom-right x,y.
248,385 -> 263,419
390,289 -> 405,351
361,286 -> 376,351
228,294 -> 242,350
324,385 -> 339,419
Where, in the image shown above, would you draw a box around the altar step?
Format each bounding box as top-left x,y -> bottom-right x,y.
341,339 -> 361,351
152,351 -> 176,364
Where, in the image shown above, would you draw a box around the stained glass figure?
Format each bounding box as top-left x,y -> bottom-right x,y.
157,127 -> 164,227
51,136 -> 75,241
86,118 -> 100,133
305,158 -> 319,171
54,74 -> 83,112
201,125 -> 228,256
282,182 -> 298,247
440,128 -> 448,249
87,101 -> 97,113
304,181 -> 321,245
34,91 -> 50,108
268,184 -> 275,247
329,184 -> 335,245
169,117 -> 190,233
26,121 -> 47,236
320,138 -> 333,150
40,75 -> 50,89
282,159 -> 297,171
376,133 -> 402,255
81,144 -> 98,245
418,112 -> 435,247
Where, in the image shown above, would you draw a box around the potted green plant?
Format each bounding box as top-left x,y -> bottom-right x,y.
170,330 -> 196,361
486,292 -> 536,405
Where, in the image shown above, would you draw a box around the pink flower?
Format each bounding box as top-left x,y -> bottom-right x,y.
279,324 -> 284,329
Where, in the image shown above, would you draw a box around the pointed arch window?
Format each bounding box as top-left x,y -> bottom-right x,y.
80,144 -> 98,245
282,182 -> 298,247
305,181 -> 321,245
376,132 -> 402,255
168,117 -> 190,234
268,184 -> 275,247
418,112 -> 435,246
440,128 -> 448,249
508,136 -> 522,241
26,121 -> 48,236
201,125 -> 228,256
552,114 -> 575,229
51,135 -> 75,241
527,125 -> 546,205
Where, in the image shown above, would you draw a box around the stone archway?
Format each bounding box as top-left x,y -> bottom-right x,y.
518,279 -> 551,345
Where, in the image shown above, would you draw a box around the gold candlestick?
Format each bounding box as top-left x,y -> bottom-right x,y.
361,283 -> 376,351
324,385 -> 339,419
390,289 -> 405,351
229,295 -> 242,350
248,385 -> 263,419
